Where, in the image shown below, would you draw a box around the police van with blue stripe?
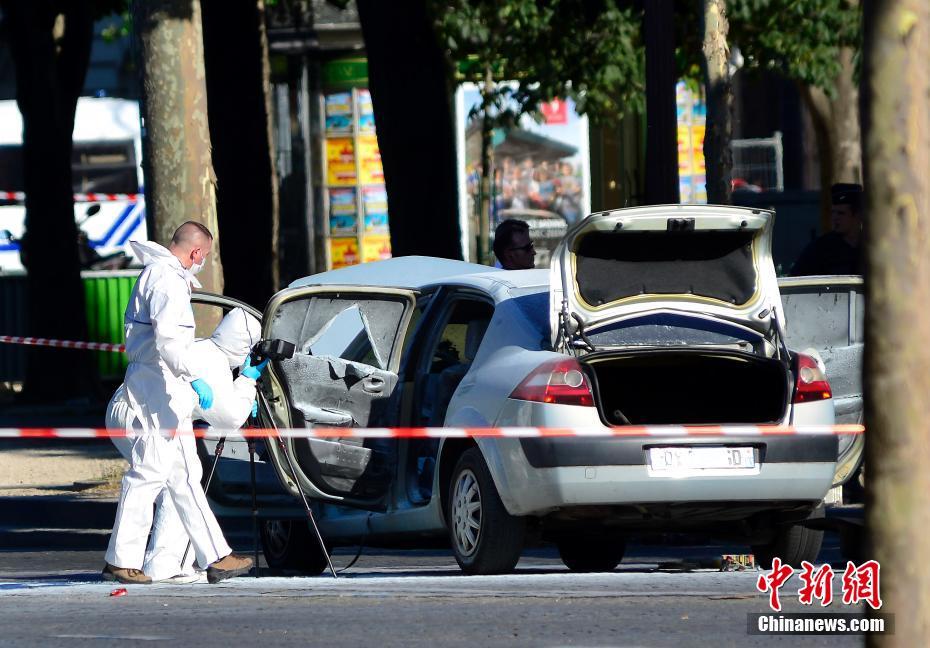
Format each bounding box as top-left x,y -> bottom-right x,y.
0,96 -> 146,272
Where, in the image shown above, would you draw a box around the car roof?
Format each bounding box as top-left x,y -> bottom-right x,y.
288,256 -> 549,295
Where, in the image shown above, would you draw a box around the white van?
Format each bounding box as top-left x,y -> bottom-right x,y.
0,96 -> 147,272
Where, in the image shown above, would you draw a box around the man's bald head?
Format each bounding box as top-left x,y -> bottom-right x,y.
171,221 -> 213,248
169,221 -> 213,271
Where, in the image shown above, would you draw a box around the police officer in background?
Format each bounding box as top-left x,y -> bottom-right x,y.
791,183 -> 864,276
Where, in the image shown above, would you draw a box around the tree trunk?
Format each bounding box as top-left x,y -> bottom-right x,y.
862,0 -> 930,644
132,0 -> 223,296
357,0 -> 462,260
701,0 -> 732,205
478,64 -> 493,266
799,48 -> 862,232
201,0 -> 279,308
5,0 -> 96,401
643,0 -> 679,204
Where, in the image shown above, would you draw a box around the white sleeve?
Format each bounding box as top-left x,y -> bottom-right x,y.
198,374 -> 257,430
148,277 -> 198,381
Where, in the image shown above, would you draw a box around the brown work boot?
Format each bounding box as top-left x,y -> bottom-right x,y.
206,553 -> 254,583
102,563 -> 152,584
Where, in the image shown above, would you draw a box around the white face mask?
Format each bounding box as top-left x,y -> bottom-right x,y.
189,259 -> 205,275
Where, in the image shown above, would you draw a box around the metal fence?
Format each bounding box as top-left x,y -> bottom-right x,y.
732,131 -> 784,192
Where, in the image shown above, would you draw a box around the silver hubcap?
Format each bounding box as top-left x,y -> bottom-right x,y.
452,468 -> 482,557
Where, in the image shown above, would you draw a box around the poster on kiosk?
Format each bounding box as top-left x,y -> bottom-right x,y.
322,80 -> 392,270
455,83 -> 591,268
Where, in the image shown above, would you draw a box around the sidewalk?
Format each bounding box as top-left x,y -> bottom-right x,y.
0,411 -> 126,548
0,495 -> 118,549
0,428 -> 252,551
0,437 -> 125,497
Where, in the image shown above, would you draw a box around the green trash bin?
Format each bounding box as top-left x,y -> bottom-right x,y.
82,270 -> 139,381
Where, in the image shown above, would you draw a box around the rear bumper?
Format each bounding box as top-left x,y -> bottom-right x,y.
527,462 -> 834,506
488,453 -> 836,516
519,434 -> 838,467
486,400 -> 838,517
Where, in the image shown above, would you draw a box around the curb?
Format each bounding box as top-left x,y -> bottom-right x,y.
0,496 -> 255,550
0,495 -> 117,530
0,527 -> 112,550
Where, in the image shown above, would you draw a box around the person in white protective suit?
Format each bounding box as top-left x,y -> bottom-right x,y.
107,307 -> 268,583
102,221 -> 253,585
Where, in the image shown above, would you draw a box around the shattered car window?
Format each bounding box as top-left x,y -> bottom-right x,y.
269,295 -> 407,370
306,305 -> 377,365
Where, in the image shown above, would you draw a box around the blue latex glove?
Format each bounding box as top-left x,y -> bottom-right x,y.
241,356 -> 270,381
191,379 -> 213,410
251,400 -> 259,419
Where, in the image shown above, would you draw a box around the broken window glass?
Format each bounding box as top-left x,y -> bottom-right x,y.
269,294 -> 407,370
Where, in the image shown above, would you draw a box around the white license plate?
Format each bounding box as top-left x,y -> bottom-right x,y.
648,446 -> 757,476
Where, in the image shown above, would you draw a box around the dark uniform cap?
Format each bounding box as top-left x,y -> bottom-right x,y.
831,183 -> 864,209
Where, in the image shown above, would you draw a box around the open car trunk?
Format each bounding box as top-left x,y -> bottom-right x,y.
550,205 -> 784,351
583,348 -> 790,426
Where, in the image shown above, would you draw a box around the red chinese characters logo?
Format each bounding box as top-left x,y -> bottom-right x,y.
757,559 -> 882,611
798,561 -> 834,606
756,557 -> 794,612
841,560 -> 883,610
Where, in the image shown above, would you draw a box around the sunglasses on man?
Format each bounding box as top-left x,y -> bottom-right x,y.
508,241 -> 535,253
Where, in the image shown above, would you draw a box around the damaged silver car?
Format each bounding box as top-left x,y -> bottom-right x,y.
205,205 -> 844,575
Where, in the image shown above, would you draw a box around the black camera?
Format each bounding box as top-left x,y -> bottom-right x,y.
250,338 -> 296,365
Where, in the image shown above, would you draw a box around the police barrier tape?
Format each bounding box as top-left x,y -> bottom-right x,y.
0,191 -> 140,203
0,335 -> 125,353
0,424 -> 865,440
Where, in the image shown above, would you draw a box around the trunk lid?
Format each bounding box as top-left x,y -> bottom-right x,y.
550,205 -> 783,351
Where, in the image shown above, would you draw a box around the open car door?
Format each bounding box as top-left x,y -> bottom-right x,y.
189,292 -> 300,518
779,275 -> 864,487
259,285 -> 418,510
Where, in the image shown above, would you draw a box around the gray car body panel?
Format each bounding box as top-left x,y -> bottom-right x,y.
210,256 -> 839,540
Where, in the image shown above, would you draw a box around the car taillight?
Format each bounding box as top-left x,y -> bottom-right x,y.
793,353 -> 832,403
510,358 -> 595,407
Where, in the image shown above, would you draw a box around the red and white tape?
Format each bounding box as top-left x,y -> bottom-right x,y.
0,191 -> 140,203
0,424 -> 865,440
0,335 -> 125,353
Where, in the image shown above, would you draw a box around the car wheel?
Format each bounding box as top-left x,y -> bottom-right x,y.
260,519 -> 329,575
447,448 -> 525,575
752,508 -> 825,568
557,536 -> 626,572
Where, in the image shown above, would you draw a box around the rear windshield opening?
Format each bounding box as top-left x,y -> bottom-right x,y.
574,230 -> 757,307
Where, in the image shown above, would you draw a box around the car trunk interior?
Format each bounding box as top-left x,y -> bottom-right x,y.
573,230 -> 757,307
584,349 -> 789,425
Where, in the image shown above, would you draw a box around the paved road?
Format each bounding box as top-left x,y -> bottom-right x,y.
0,544 -> 864,647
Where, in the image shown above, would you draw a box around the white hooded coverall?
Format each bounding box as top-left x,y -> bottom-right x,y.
108,308 -> 261,579
105,241 -> 232,573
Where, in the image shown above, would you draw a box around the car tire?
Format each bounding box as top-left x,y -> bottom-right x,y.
557,536 -> 626,572
447,448 -> 525,575
752,507 -> 825,568
260,519 -> 329,575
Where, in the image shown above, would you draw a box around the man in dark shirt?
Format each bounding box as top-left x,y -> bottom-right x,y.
791,183 -> 864,276
493,218 -> 536,270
